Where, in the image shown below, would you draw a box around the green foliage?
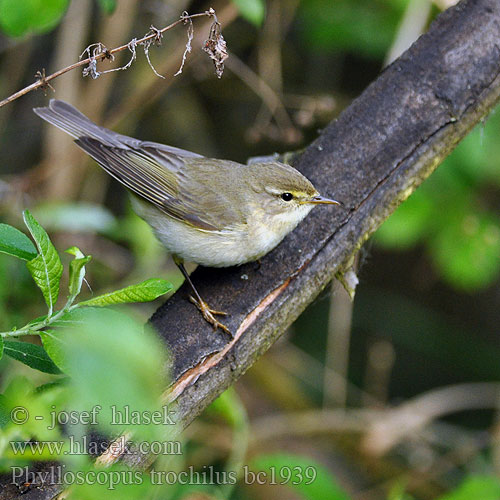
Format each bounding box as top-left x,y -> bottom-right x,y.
66,247 -> 92,297
430,211 -> 500,290
54,307 -> 168,442
207,387 -> 247,427
438,476 -> 500,500
0,0 -> 69,37
0,213 -> 172,476
231,0 -> 266,26
79,278 -> 172,307
96,0 -> 116,14
0,224 -> 37,260
0,376 -> 66,452
23,210 -> 63,315
250,453 -> 351,500
33,202 -> 117,234
67,463 -> 154,499
375,106 -> 500,291
3,340 -> 61,374
375,190 -> 434,249
298,0 -> 408,59
0,211 -> 172,376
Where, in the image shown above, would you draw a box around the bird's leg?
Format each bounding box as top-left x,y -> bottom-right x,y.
174,258 -> 232,337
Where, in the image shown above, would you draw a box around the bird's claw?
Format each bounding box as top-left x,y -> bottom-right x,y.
189,295 -> 232,337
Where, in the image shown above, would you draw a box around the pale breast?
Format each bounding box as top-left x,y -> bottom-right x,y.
131,195 -> 314,267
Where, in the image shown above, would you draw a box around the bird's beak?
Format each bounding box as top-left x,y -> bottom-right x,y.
308,195 -> 342,206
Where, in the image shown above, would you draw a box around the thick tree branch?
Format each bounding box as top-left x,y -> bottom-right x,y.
3,0 -> 500,497
151,0 -> 500,429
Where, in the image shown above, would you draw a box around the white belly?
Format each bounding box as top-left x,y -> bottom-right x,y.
131,197 -> 314,267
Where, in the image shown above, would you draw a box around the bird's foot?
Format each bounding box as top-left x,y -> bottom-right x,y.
189,295 -> 232,337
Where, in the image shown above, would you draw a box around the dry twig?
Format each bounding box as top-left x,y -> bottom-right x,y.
0,8 -> 225,109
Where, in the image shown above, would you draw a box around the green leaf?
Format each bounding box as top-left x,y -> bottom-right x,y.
0,336 -> 3,360
0,0 -> 69,38
3,340 -> 61,374
40,329 -> 68,373
438,476 -> 500,500
231,0 -> 265,26
250,453 -> 351,500
23,210 -> 63,315
1,376 -> 67,442
0,394 -> 10,428
96,0 -> 116,14
429,211 -> 500,290
97,0 -> 116,14
375,190 -> 434,250
298,0 -> 405,59
207,387 -> 247,427
0,223 -> 37,260
78,278 -> 172,307
33,202 -> 117,233
40,308 -> 102,373
66,246 -> 91,297
50,308 -> 168,441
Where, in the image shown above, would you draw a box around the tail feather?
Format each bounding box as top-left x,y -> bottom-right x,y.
33,99 -> 138,148
33,99 -> 204,158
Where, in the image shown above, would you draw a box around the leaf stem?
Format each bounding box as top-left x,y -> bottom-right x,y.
0,296 -> 78,338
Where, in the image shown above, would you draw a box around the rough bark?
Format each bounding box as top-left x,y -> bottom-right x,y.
153,0 -> 500,427
3,0 -> 500,497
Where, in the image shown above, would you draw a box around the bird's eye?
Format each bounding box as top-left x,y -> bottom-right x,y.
281,192 -> 294,202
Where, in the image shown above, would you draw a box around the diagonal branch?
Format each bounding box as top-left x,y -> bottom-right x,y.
2,0 -> 500,497
150,0 -> 500,430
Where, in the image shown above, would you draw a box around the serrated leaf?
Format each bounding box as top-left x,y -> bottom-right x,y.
40,329 -> 68,373
65,246 -> 91,297
0,223 -> 37,260
78,278 -> 172,307
3,340 -> 61,374
232,0 -> 265,26
23,210 -> 63,315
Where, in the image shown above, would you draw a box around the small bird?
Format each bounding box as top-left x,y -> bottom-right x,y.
34,100 -> 340,334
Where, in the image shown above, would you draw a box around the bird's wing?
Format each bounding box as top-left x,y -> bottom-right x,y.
76,138 -> 246,232
34,100 -> 245,232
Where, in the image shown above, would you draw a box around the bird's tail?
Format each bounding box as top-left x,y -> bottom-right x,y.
33,99 -> 135,148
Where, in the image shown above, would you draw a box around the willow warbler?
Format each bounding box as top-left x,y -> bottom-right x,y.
34,100 -> 340,334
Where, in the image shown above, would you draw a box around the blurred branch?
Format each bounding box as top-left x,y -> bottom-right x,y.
0,8 -> 221,109
225,52 -> 300,143
42,0 -> 141,200
362,382 -> 500,456
42,0 -> 93,200
150,0 -> 500,435
384,0 -> 432,66
323,280 -> 354,408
